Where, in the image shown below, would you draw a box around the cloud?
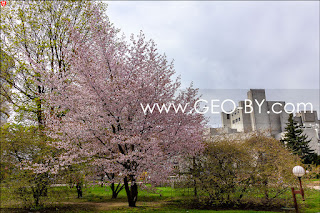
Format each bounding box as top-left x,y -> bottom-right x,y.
106,1 -> 319,90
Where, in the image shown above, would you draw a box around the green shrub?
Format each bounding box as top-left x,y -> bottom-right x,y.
182,133 -> 301,210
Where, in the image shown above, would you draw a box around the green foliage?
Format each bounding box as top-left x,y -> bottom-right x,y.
281,114 -> 319,165
0,50 -> 15,121
0,0 -> 107,125
0,123 -> 55,207
0,0 -> 108,208
1,124 -> 45,178
185,133 -> 300,209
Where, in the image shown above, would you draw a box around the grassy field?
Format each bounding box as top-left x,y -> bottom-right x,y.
1,184 -> 319,212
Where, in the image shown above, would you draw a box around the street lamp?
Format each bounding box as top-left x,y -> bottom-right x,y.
291,166 -> 305,213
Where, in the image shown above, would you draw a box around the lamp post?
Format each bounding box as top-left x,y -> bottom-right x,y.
291,166 -> 305,213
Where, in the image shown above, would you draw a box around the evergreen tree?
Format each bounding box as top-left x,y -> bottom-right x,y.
281,113 -> 317,164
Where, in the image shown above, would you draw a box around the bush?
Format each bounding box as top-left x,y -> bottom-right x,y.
184,133 -> 301,210
0,124 -> 53,208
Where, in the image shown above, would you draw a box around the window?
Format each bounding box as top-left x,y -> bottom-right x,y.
227,114 -> 230,119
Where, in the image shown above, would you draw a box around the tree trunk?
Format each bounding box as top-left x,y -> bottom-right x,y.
37,85 -> 44,129
112,189 -> 118,199
110,182 -> 124,199
76,183 -> 82,198
193,178 -> 197,197
192,156 -> 197,197
32,174 -> 48,207
124,176 -> 138,207
34,196 -> 39,207
263,179 -> 269,199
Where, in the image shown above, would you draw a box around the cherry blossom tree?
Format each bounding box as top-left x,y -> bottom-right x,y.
37,5 -> 207,207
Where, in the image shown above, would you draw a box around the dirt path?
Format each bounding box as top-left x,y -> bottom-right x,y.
60,200 -> 165,211
306,180 -> 320,190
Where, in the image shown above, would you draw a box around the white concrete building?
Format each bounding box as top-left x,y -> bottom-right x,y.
214,89 -> 320,155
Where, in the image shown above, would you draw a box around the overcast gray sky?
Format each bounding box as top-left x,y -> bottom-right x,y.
106,1 -> 319,90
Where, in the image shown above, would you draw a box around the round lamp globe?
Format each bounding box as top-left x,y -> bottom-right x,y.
292,166 -> 305,178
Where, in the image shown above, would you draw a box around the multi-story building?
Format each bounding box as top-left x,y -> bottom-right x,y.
221,89 -> 289,136
215,89 -> 320,154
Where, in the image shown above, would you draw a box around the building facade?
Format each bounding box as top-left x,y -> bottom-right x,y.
216,89 -> 320,155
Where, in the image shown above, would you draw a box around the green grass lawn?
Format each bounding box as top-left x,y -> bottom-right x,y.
1,184 -> 319,212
